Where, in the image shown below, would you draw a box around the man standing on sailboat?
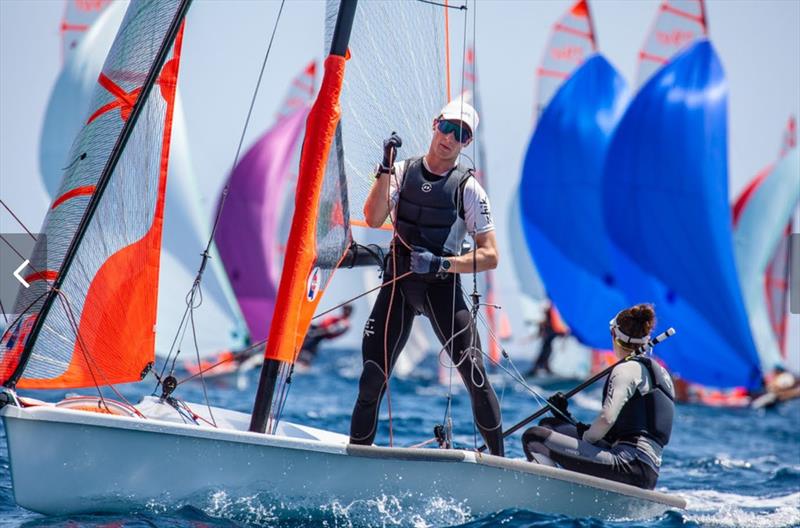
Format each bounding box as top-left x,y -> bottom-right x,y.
349,100 -> 504,456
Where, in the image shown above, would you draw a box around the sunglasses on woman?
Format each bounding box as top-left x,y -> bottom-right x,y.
436,119 -> 472,143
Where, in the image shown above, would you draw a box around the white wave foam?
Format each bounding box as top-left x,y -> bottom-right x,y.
203,490 -> 279,525
683,489 -> 800,528
323,493 -> 472,527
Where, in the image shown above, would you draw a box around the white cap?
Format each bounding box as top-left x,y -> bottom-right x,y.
438,99 -> 479,134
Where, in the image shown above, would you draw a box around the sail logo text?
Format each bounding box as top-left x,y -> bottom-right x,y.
655,30 -> 696,48
364,318 -> 375,338
75,0 -> 112,11
551,46 -> 584,63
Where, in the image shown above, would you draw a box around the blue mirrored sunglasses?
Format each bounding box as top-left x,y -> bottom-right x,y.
436,120 -> 472,143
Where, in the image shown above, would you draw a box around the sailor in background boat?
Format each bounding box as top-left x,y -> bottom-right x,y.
296,304 -> 354,367
349,100 -> 504,456
526,300 -> 569,377
522,304 -> 675,489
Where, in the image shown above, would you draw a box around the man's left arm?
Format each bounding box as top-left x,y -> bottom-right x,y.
444,230 -> 498,273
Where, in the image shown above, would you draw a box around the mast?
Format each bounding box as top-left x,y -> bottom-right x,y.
6,0 -> 194,388
585,0 -> 598,51
699,0 -> 708,33
249,0 -> 358,434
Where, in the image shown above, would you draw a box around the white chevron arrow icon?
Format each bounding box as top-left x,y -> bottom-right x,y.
13,260 -> 30,288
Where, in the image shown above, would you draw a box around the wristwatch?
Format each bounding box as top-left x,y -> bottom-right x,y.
438,258 -> 451,273
375,164 -> 394,178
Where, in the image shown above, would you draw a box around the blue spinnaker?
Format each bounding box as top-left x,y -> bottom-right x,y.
520,54 -> 630,348
604,40 -> 761,389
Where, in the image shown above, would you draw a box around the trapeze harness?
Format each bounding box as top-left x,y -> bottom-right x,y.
522,357 -> 675,489
349,157 -> 504,456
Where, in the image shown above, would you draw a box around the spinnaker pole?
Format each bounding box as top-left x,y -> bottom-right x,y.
6,0 -> 194,388
249,0 -> 358,434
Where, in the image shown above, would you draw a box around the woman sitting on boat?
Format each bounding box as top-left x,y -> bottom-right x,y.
521,304 -> 675,490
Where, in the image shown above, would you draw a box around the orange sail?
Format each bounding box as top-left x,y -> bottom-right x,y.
1,3 -> 188,389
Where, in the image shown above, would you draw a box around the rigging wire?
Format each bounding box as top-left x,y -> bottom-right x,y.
157,0 -> 287,404
312,271 -> 413,321
57,289 -> 145,417
416,0 -> 467,11
0,199 -> 37,241
438,0 -> 473,450
0,199 -> 47,324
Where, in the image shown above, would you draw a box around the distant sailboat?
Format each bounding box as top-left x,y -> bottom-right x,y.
731,117 -> 799,375
534,0 -> 598,118
604,40 -> 761,390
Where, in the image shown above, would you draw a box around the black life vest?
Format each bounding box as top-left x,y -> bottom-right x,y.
601,357 -> 675,447
394,157 -> 473,256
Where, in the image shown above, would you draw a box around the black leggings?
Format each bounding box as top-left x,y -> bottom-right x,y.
349,273 -> 504,456
522,417 -> 658,489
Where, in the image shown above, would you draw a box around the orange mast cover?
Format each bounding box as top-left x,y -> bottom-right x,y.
263,55 -> 347,364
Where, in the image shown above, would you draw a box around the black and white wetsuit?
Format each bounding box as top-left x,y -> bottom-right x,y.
349,157 -> 504,456
522,357 -> 675,489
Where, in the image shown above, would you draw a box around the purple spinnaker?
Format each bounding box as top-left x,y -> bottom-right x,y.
214,108 -> 308,342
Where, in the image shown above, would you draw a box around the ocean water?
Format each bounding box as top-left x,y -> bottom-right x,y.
1,348 -> 798,528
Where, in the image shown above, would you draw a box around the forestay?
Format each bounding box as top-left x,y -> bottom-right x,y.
0,0 -> 187,389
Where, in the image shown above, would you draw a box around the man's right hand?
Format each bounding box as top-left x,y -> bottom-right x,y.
381,132 -> 403,169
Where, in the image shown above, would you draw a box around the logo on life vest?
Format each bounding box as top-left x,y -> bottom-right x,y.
306,267 -> 321,302
421,182 -> 433,193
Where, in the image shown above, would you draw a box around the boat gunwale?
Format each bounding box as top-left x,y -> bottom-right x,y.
1,401 -> 686,510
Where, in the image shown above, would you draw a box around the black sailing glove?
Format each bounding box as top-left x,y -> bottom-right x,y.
410,246 -> 443,274
576,421 -> 590,439
547,391 -> 572,420
381,132 -> 403,170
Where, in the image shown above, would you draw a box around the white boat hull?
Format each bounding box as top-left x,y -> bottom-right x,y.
1,399 -> 684,520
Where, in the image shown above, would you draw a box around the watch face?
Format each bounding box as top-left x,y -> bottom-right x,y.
441,259 -> 451,271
